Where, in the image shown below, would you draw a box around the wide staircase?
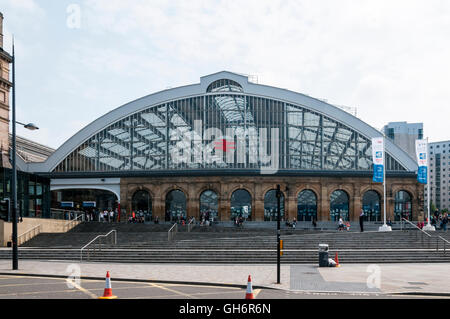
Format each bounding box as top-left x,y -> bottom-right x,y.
0,222 -> 449,264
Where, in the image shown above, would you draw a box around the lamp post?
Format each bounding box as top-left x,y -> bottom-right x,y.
11,40 -> 39,270
276,184 -> 281,284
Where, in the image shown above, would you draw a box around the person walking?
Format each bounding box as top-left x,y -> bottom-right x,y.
443,213 -> 448,232
359,209 -> 365,232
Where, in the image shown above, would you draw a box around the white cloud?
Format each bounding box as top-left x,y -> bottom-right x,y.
4,0 -> 450,147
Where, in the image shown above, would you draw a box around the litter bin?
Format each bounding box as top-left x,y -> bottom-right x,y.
319,244 -> 329,267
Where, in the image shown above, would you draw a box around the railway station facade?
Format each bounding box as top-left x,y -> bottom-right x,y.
25,72 -> 422,222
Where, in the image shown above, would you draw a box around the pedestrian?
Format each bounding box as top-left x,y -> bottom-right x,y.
443,213 -> 448,232
338,218 -> 345,231
359,209 -> 364,232
387,218 -> 392,227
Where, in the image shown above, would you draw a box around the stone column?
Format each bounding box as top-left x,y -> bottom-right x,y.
220,184 -> 230,222
352,185 -> 361,222
287,187 -> 297,222
320,184 -> 330,221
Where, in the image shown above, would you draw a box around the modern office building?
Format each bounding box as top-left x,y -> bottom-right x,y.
20,71 -> 423,222
427,141 -> 450,211
382,122 -> 424,161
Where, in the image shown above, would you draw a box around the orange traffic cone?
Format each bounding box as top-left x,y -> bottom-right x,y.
334,252 -> 340,267
99,271 -> 118,299
245,275 -> 254,299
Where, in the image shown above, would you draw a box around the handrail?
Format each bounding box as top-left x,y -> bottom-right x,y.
401,218 -> 432,237
168,223 -> 178,241
402,218 -> 448,254
187,219 -> 195,232
16,225 -> 41,246
65,214 -> 83,232
80,230 -> 117,261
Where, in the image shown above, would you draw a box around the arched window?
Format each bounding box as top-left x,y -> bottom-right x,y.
394,191 -> 412,221
264,190 -> 285,221
298,190 -> 317,222
165,190 -> 187,222
206,79 -> 243,93
330,190 -> 350,221
132,190 -> 152,221
362,190 -> 381,222
200,190 -> 218,221
230,189 -> 252,221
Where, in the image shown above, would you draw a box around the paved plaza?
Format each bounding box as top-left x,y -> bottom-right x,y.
0,260 -> 448,296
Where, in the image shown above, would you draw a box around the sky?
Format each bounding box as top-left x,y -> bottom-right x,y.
0,0 -> 450,149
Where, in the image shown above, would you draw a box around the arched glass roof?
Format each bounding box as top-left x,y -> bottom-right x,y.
29,72 -> 417,174
53,93 -> 407,173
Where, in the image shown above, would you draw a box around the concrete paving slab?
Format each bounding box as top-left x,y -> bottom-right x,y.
0,260 -> 448,295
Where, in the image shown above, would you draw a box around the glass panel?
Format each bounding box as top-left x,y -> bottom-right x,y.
230,189 -> 252,221
394,191 -> 412,221
362,191 -> 381,222
264,190 -> 285,221
298,190 -> 317,222
52,95 -> 410,173
200,190 -> 218,222
165,190 -> 186,222
330,190 -> 349,222
132,190 -> 152,222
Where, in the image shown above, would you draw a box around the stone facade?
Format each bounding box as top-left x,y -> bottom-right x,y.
120,175 -> 422,222
0,12 -> 12,168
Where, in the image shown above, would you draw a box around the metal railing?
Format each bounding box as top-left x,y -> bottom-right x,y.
64,214 -> 83,232
168,223 -> 178,241
401,218 -> 447,254
16,225 -> 41,246
80,230 -> 117,261
51,209 -> 85,221
187,219 -> 195,232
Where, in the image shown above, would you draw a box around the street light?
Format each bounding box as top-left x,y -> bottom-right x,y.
11,40 -> 39,270
17,122 -> 39,131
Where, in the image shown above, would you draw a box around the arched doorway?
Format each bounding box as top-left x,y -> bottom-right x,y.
298,190 -> 317,222
362,190 -> 381,222
394,190 -> 412,221
330,190 -> 349,221
264,190 -> 285,221
230,189 -> 252,221
200,190 -> 218,222
165,190 -> 187,222
132,190 -> 152,222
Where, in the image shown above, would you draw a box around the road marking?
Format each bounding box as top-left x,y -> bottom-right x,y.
0,282 -> 68,288
165,283 -> 241,290
148,283 -> 199,299
66,278 -> 98,299
126,289 -> 246,300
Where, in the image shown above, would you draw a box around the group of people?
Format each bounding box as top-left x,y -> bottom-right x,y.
234,215 -> 245,227
200,211 -> 216,226
286,218 -> 298,228
430,211 -> 449,231
77,209 -> 118,223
